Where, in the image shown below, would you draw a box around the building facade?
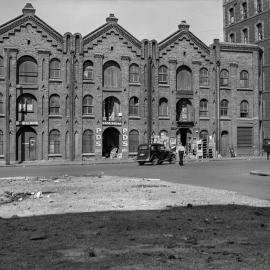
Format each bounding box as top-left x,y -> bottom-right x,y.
0,3 -> 262,163
223,0 -> 270,140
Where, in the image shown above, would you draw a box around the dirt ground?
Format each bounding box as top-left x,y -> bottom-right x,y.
1,174 -> 270,270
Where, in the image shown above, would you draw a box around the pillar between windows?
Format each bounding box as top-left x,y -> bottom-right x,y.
37,50 -> 50,160
192,60 -> 201,129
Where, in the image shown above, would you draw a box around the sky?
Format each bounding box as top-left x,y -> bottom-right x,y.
0,0 -> 224,46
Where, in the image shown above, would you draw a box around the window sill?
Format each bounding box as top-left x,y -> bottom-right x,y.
49,79 -> 62,83
0,155 -> 4,159
48,154 -> 62,157
49,115 -> 62,118
129,82 -> 141,86
102,87 -> 122,92
158,116 -> 170,120
158,83 -> 170,87
82,115 -> 95,119
237,117 -> 252,120
129,116 -> 141,120
83,80 -> 95,84
0,114 -> 5,118
199,86 -> 210,89
16,84 -> 38,89
220,86 -> 231,90
237,88 -> 253,91
220,117 -> 231,121
0,76 -> 5,81
199,116 -> 210,120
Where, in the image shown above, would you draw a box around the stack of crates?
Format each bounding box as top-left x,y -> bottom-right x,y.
202,138 -> 208,159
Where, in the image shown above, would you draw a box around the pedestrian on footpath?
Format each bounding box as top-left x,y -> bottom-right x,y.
177,143 -> 185,166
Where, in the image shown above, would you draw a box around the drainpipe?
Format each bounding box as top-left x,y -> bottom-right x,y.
5,49 -> 10,165
69,51 -> 75,161
147,56 -> 152,144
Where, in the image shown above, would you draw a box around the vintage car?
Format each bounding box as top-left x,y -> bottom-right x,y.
136,143 -> 176,165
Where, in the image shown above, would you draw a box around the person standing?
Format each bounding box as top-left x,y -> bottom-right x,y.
177,143 -> 185,166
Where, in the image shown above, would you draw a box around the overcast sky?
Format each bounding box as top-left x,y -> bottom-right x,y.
0,0 -> 224,46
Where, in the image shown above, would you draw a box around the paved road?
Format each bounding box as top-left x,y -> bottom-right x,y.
1,159 -> 270,201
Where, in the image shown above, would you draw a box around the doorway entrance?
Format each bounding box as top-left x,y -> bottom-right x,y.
176,128 -> 192,146
102,127 -> 120,157
16,126 -> 37,161
221,131 -> 229,157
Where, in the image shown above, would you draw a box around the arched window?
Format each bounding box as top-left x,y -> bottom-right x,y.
103,96 -> 121,121
18,94 -> 34,112
83,61 -> 93,80
49,129 -> 60,154
129,97 -> 139,116
82,129 -> 94,153
0,130 -> 3,155
49,94 -> 60,115
0,93 -> 3,114
129,130 -> 139,153
159,98 -> 168,116
83,95 -> 93,115
241,2 -> 247,19
176,66 -> 192,91
256,0 -> 262,13
240,70 -> 249,88
242,28 -> 248,43
240,100 -> 249,117
220,69 -> 229,86
229,33 -> 235,43
220,99 -> 229,116
199,68 -> 209,86
229,7 -> 235,23
199,99 -> 208,117
129,64 -> 139,83
256,23 -> 263,40
158,66 -> 168,84
50,59 -> 61,79
0,56 -> 4,77
103,61 -> 121,88
17,56 -> 38,84
200,130 -> 208,140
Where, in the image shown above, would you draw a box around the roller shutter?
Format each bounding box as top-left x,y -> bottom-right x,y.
237,127 -> 253,148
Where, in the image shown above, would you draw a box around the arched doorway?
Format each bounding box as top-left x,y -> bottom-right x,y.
102,127 -> 120,157
221,131 -> 229,157
176,128 -> 192,147
16,126 -> 37,161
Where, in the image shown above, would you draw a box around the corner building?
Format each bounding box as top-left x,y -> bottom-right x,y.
0,4 -> 263,163
223,0 -> 270,140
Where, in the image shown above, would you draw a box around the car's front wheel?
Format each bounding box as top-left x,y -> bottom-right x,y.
152,156 -> 159,165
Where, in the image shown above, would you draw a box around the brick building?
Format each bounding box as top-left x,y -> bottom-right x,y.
223,0 -> 270,140
0,3 -> 262,163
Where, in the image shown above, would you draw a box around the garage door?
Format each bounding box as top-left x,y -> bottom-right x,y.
237,127 -> 253,149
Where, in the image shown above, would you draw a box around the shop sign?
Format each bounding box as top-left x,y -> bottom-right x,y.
102,121 -> 122,126
122,128 -> 128,147
16,121 -> 38,126
95,128 -> 102,147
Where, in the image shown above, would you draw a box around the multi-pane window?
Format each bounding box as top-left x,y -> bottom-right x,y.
18,56 -> 38,84
159,98 -> 168,116
83,61 -> 93,80
199,68 -> 209,86
49,129 -> 60,154
129,64 -> 140,83
257,23 -> 263,40
242,28 -> 248,43
200,130 -> 208,140
158,66 -> 168,84
0,130 -> 3,155
229,33 -> 235,43
240,100 -> 249,117
220,69 -> 229,86
229,8 -> 235,24
220,99 -> 229,116
50,59 -> 61,79
242,2 -> 247,19
18,95 -> 34,112
0,56 -> 4,77
103,61 -> 121,88
176,66 -> 192,91
82,130 -> 94,153
82,95 -> 93,115
49,94 -> 60,115
199,99 -> 208,117
0,93 -> 3,114
240,70 -> 249,88
129,130 -> 139,153
129,97 -> 139,116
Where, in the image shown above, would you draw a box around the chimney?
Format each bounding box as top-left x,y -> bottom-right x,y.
22,3 -> 36,15
106,13 -> 118,24
178,20 -> 190,31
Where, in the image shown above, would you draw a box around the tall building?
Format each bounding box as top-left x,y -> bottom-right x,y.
223,0 -> 270,141
0,3 -> 262,163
